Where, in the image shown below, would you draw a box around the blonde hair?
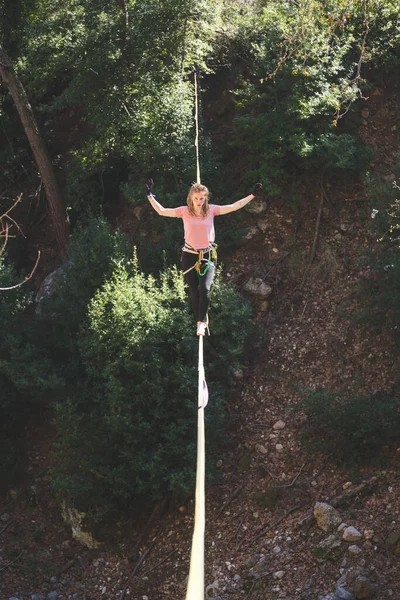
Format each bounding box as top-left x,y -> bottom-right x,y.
187,183 -> 210,217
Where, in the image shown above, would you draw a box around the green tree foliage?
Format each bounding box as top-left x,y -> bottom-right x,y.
7,0 -> 221,216
50,247 -> 251,518
221,0 -> 399,195
2,0 -> 399,215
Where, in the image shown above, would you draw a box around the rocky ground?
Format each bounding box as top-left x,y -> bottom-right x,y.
1,75 -> 400,600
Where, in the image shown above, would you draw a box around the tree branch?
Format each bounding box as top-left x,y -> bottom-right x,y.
0,250 -> 40,291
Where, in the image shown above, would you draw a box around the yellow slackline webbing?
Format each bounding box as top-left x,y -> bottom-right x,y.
185,69 -> 206,600
194,70 -> 201,185
185,335 -> 206,600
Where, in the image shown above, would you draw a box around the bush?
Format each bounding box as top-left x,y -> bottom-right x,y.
0,256 -> 33,481
51,259 -> 252,519
41,217 -> 130,337
299,388 -> 400,465
355,171 -> 400,347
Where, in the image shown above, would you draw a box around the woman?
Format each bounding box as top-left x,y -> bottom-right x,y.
146,180 -> 262,336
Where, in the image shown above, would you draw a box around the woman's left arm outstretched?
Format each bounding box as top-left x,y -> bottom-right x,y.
218,183 -> 262,215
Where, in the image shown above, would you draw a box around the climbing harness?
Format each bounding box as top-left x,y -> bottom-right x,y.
182,243 -> 218,278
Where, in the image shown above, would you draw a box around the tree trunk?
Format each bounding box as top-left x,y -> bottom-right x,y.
0,46 -> 69,253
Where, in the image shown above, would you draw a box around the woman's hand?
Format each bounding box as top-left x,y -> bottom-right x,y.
145,178 -> 154,195
251,182 -> 262,196
145,181 -> 177,217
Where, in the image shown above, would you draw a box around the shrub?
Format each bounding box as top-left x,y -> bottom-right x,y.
51,259 -> 252,519
299,388 -> 400,465
355,171 -> 400,347
0,256 -> 33,481
41,217 -> 130,337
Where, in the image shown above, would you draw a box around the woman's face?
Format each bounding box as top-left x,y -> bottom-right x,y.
192,192 -> 207,211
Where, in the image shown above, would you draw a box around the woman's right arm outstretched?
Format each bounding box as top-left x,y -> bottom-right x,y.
147,193 -> 177,217
146,178 -> 177,217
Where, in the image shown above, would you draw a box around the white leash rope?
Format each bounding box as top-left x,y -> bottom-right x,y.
185,335 -> 206,600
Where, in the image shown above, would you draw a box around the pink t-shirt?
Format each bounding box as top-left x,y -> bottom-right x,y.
175,204 -> 221,250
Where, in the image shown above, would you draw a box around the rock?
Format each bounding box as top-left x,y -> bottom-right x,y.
1,513 -> 10,522
335,589 -> 356,600
233,369 -> 244,380
343,527 -> 362,542
336,574 -> 348,588
9,597 -> 23,600
48,593 -> 59,600
340,222 -> 353,232
272,546 -> 281,554
273,420 -> 285,430
60,500 -> 102,549
383,174 -> 396,183
206,579 -> 219,598
321,594 -> 336,600
243,226 -> 259,240
243,278 -> 272,298
247,199 -> 267,214
363,530 -> 374,540
361,108 -> 369,119
35,265 -> 69,315
386,530 -> 400,556
275,444 -> 284,452
249,555 -> 270,578
259,300 -> 269,312
31,595 -> 45,600
255,444 -> 268,455
362,541 -> 373,552
314,535 -> 343,562
314,502 -> 342,532
351,576 -> 374,599
348,545 -> 362,559
257,218 -> 269,233
273,570 -> 285,579
133,205 -> 144,220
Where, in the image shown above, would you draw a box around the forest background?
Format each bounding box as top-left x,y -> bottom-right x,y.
1,0 -> 400,538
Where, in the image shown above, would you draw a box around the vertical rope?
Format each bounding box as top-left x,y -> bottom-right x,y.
185,335 -> 206,600
185,68 -> 206,600
194,71 -> 201,184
